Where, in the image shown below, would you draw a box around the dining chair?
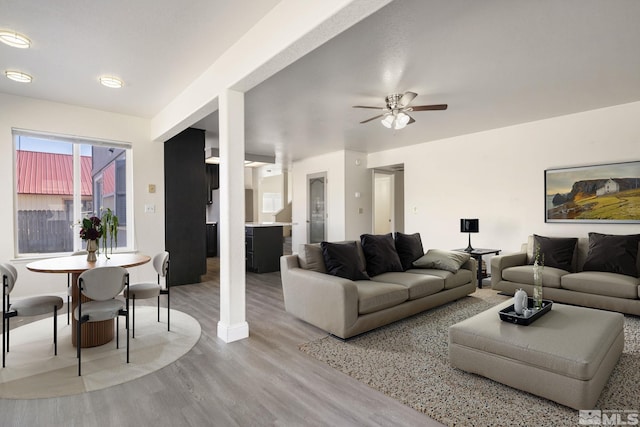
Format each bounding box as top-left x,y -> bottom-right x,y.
2,262 -> 64,368
67,250 -> 87,325
123,251 -> 170,338
75,266 -> 130,376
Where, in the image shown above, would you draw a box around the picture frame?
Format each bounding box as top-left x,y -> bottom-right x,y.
545,160 -> 640,223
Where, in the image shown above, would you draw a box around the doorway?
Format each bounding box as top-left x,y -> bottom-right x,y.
372,166 -> 404,234
373,171 -> 394,234
307,172 -> 327,243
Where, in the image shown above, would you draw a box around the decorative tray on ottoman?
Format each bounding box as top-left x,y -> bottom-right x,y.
499,298 -> 553,325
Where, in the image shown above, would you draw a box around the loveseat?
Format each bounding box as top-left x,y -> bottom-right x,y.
280,233 -> 477,339
491,233 -> 640,316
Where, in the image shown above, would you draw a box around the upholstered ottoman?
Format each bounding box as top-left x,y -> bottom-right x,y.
448,301 -> 623,409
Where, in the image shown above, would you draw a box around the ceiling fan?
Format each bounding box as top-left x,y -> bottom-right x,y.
353,92 -> 447,130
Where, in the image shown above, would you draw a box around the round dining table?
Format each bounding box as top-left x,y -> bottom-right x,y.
26,253 -> 151,348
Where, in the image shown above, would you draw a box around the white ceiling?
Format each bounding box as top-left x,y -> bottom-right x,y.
2,0 -> 640,165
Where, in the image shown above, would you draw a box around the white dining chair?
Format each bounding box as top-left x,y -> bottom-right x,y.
75,266 -> 130,376
2,262 -> 64,368
123,251 -> 170,338
66,250 -> 87,325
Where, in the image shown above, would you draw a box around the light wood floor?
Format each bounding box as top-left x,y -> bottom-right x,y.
1,258 -> 442,427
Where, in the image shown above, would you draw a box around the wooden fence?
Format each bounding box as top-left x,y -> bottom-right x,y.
17,210 -> 73,253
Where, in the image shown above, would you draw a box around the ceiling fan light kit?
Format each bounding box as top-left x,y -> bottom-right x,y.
354,91 -> 447,130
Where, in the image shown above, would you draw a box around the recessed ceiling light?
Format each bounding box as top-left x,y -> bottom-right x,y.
5,70 -> 32,83
99,76 -> 123,88
0,30 -> 31,48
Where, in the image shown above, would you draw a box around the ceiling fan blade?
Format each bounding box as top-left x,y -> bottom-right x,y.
411,104 -> 448,111
360,114 -> 384,124
409,104 -> 447,111
400,91 -> 417,106
407,115 -> 416,125
352,105 -> 382,109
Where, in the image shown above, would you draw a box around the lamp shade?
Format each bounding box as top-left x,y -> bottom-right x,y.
460,218 -> 479,233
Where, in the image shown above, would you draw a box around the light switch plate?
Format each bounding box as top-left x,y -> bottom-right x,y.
144,204 -> 155,213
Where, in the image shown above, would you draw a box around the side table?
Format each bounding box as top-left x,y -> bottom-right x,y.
452,248 -> 501,288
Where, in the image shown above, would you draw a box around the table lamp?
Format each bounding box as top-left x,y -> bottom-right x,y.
460,218 -> 479,252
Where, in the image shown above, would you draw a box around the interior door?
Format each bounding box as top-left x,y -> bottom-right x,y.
373,171 -> 394,234
307,172 -> 327,243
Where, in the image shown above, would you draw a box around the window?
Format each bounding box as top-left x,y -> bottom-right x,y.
14,131 -> 131,255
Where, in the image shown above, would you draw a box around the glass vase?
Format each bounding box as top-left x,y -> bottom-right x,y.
533,262 -> 543,309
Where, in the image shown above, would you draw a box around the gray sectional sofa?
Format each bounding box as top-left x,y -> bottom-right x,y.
280,236 -> 477,339
491,233 -> 640,316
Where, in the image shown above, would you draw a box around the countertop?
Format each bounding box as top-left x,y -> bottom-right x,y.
245,222 -> 291,228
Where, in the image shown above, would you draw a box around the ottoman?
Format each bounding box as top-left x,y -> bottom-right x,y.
448,301 -> 624,409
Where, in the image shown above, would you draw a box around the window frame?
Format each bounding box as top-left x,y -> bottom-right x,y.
12,128 -> 134,258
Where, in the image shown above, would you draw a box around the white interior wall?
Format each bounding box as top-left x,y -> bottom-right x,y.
0,93 -> 163,298
344,150 -> 372,240
368,101 -> 640,263
394,170 -> 405,233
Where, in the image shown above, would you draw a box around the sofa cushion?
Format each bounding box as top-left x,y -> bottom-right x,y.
502,265 -> 566,288
583,233 -> 640,277
370,272 -> 443,299
321,241 -> 370,281
413,249 -> 470,273
531,234 -> 578,272
394,232 -> 424,271
406,268 -> 473,290
561,271 -> 640,299
298,243 -> 327,273
354,281 -> 409,314
360,233 -> 403,277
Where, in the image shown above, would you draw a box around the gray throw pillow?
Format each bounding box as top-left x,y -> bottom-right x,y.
298,243 -> 326,273
413,249 -> 471,273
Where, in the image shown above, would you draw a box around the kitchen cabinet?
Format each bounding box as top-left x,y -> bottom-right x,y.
245,225 -> 283,273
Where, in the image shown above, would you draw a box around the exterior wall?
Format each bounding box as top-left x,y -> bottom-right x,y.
368,101 -> 640,265
0,93 -> 162,297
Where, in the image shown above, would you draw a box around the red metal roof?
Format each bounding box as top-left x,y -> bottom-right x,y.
103,162 -> 115,195
17,150 -> 93,196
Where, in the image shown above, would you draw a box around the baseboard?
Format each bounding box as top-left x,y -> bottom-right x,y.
217,321 -> 249,343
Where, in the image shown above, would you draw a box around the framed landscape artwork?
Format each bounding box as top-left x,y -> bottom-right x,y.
545,160 -> 640,223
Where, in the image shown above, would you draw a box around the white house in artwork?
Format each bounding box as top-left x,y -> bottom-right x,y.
596,178 -> 620,196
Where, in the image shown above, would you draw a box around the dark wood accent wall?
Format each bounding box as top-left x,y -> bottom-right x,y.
164,128 -> 207,285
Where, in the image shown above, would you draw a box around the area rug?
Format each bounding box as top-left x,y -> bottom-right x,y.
0,307 -> 201,399
299,289 -> 640,426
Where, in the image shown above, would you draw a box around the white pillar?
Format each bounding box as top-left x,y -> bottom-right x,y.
217,88 -> 249,342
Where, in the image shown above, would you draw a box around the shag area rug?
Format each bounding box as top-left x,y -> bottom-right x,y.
0,307 -> 201,399
299,289 -> 640,426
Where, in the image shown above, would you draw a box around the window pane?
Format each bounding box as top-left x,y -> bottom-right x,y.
15,135 -> 128,255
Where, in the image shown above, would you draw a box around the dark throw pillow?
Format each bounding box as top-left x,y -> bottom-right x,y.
582,233 -> 640,277
530,234 -> 578,272
394,232 -> 424,271
360,233 -> 403,277
320,241 -> 370,281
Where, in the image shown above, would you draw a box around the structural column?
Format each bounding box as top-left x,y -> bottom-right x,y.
217,88 -> 249,342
